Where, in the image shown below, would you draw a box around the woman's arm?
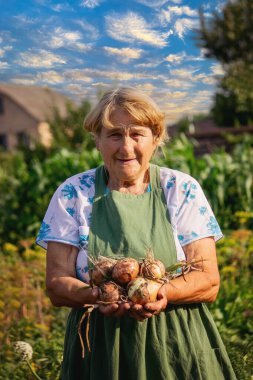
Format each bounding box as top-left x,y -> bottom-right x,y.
163,236 -> 220,303
46,241 -> 99,308
144,237 -> 220,314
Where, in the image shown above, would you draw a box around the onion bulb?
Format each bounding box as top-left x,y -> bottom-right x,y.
140,259 -> 165,280
112,258 -> 139,285
98,281 -> 121,303
91,257 -> 117,285
127,277 -> 161,305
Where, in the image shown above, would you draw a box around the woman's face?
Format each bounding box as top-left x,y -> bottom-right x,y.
96,108 -> 158,182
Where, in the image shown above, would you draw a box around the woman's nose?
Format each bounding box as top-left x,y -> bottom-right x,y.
119,136 -> 134,154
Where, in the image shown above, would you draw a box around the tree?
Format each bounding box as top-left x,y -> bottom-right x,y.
49,100 -> 95,151
198,0 -> 253,126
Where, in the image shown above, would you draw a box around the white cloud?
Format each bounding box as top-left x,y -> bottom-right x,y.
105,12 -> 170,47
174,18 -> 198,39
202,76 -> 217,85
64,84 -> 90,101
64,69 -> 93,83
136,0 -> 171,7
0,61 -> 8,69
170,67 -> 198,79
104,47 -> 143,63
135,60 -> 161,68
18,50 -> 66,68
165,91 -> 187,99
45,27 -> 92,52
80,0 -> 101,8
164,51 -> 205,65
13,14 -> 37,24
84,68 -> 135,81
137,83 -> 156,91
195,90 -> 211,98
160,5 -> 198,24
36,70 -> 65,84
91,82 -> 111,87
210,63 -> 225,76
0,45 -> 13,58
11,78 -> 36,85
164,78 -> 193,88
3,45 -> 13,51
164,68 -> 209,91
70,68 -> 157,82
168,6 -> 198,17
165,52 -> 185,64
51,3 -> 73,12
137,0 -> 182,6
75,20 -> 99,40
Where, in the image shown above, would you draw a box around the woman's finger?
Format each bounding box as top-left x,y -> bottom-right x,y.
113,303 -> 131,317
128,309 -> 146,322
131,304 -> 153,319
98,303 -> 119,316
144,292 -> 167,313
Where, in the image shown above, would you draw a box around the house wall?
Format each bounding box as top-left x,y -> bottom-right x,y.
0,94 -> 39,150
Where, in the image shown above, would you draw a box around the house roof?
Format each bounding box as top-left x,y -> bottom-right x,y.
0,83 -> 73,122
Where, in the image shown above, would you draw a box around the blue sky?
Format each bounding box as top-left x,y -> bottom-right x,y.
0,0 -> 226,123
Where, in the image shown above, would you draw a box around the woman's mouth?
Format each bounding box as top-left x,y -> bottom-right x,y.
117,158 -> 136,164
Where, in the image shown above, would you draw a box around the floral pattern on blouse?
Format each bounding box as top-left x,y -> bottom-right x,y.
37,221 -> 51,240
61,184 -> 78,200
36,167 -> 223,283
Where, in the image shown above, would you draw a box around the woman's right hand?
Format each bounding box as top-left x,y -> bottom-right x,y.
98,302 -> 131,317
47,242 -> 101,308
98,301 -> 154,321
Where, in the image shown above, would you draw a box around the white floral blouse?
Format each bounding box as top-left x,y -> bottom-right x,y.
36,166 -> 223,283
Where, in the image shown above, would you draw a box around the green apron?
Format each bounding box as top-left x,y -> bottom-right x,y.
61,164 -> 236,380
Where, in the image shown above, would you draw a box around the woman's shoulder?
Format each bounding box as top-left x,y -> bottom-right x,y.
159,166 -> 199,190
59,168 -> 96,190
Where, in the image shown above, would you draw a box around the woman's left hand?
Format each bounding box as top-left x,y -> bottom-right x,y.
128,287 -> 168,321
98,302 -> 131,317
142,285 -> 168,315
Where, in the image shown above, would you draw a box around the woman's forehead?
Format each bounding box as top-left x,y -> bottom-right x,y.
109,107 -> 136,125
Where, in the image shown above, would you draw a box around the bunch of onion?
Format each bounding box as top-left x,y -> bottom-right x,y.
89,256 -> 139,303
127,277 -> 162,305
139,249 -> 166,281
89,255 -> 117,286
112,257 -> 140,285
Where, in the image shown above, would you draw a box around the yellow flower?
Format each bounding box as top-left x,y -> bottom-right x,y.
2,243 -> 18,254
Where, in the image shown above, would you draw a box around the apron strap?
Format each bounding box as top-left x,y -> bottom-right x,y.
94,165 -> 107,201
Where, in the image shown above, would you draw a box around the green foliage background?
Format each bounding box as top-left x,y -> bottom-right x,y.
1,100 -> 253,379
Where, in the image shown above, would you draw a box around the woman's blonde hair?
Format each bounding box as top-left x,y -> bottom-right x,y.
83,87 -> 167,144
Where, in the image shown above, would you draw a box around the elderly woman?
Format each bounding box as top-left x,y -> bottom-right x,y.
36,88 -> 236,380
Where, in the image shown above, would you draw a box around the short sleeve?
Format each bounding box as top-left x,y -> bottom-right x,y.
175,176 -> 223,246
36,181 -> 80,250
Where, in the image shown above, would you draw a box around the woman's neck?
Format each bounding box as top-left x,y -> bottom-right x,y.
107,169 -> 150,195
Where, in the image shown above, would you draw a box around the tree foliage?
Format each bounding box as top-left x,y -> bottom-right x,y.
49,100 -> 94,151
198,0 -> 253,126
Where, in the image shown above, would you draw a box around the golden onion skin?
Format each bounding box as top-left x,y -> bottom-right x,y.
112,258 -> 139,285
140,259 -> 166,280
98,282 -> 121,303
127,277 -> 161,305
91,259 -> 116,285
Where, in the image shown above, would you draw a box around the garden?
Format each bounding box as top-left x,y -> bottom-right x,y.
0,131 -> 252,379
